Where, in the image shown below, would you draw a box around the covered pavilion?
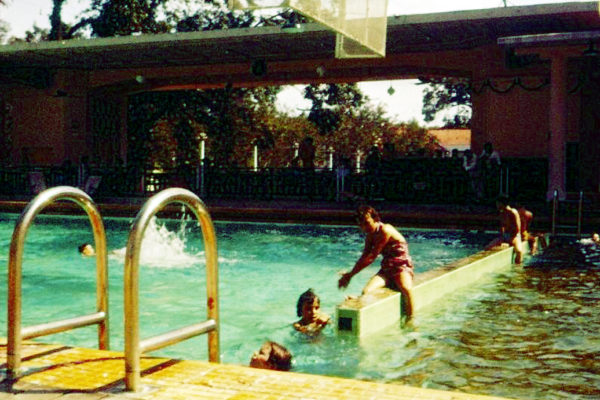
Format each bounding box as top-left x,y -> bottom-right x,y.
1,1 -> 600,199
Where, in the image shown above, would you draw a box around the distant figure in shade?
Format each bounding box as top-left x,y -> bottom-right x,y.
338,205 -> 415,319
381,142 -> 396,169
476,142 -> 501,199
364,146 -> 381,174
478,142 -> 501,169
485,194 -> 524,264
293,289 -> 330,336
462,149 -> 480,200
298,136 -> 315,169
249,341 -> 292,371
78,243 -> 95,257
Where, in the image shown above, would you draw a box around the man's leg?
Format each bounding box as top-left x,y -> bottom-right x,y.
395,271 -> 414,319
362,274 -> 386,295
511,236 -> 524,264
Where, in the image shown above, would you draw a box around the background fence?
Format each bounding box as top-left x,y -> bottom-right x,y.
0,158 -> 548,204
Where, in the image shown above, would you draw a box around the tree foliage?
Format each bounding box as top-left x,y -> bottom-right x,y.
0,19 -> 8,43
419,77 -> 472,128
86,0 -> 171,37
128,85 -> 283,169
304,83 -> 364,135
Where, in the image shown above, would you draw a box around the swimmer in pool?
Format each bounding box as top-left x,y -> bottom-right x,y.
78,242 -> 95,257
592,233 -> 600,245
485,194 -> 524,264
293,289 -> 330,336
515,203 -> 546,255
249,341 -> 292,371
338,205 -> 415,319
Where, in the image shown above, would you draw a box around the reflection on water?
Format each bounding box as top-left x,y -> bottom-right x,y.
400,239 -> 600,400
1,212 -> 599,399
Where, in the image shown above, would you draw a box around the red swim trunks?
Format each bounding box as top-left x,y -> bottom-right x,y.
376,240 -> 414,290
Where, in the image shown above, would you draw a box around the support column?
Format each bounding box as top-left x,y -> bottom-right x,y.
547,54 -> 568,200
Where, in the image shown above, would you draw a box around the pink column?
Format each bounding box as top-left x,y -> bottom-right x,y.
547,54 -> 568,200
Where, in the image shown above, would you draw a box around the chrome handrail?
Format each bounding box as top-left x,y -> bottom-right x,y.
124,188 -> 219,392
551,189 -> 584,238
7,186 -> 109,378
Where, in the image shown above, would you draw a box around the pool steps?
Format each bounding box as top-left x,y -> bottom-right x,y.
336,242 -> 530,336
5,186 -> 220,392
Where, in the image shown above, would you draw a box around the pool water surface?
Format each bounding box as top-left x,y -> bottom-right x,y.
0,213 -> 598,399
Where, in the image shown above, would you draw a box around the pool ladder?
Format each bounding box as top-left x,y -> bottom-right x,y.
6,186 -> 220,392
7,186 -> 110,379
124,188 -> 219,391
551,190 -> 583,239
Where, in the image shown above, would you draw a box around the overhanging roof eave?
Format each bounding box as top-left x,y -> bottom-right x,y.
498,30 -> 600,48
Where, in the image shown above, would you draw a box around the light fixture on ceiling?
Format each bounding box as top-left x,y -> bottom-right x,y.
387,85 -> 395,96
583,41 -> 599,57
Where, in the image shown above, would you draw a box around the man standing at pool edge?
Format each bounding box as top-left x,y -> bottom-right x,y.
486,194 -> 524,264
338,205 -> 415,319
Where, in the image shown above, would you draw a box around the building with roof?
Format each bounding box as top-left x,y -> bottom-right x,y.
428,129 -> 471,153
0,2 -> 599,198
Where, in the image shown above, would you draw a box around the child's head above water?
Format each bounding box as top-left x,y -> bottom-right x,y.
296,288 -> 320,320
78,242 -> 95,256
249,341 -> 292,371
294,289 -> 330,335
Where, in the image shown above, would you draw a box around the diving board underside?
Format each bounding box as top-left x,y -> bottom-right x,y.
336,246 -> 516,336
0,339 -> 513,400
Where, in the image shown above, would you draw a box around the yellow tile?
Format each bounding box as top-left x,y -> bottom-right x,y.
0,338 -> 514,400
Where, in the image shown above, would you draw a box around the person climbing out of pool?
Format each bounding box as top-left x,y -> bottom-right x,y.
293,289 -> 330,336
249,341 -> 292,371
485,194 -> 524,264
78,242 -> 95,256
338,205 -> 415,319
515,203 -> 546,255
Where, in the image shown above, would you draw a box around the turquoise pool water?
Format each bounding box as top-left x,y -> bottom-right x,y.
0,212 -> 598,399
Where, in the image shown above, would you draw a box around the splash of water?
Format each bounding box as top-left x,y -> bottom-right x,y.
110,216 -> 202,268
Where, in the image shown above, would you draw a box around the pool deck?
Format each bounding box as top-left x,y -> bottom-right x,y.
0,197 -> 539,231
0,339 -> 515,400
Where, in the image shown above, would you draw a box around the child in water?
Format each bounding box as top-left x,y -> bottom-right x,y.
249,341 -> 292,371
293,289 -> 330,336
78,242 -> 95,256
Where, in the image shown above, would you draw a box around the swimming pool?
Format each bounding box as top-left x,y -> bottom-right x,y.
0,212 -> 597,399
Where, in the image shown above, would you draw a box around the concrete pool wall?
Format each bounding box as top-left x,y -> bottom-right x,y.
336,245 -> 519,336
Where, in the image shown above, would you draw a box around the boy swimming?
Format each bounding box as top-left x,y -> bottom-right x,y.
293,289 -> 330,336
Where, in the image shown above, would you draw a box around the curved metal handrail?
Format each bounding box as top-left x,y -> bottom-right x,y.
124,188 -> 219,391
7,186 -> 109,378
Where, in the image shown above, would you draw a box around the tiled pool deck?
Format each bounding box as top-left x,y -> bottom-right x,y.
0,339 -> 514,400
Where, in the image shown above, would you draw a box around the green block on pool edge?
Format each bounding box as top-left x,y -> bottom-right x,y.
335,289 -> 401,337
